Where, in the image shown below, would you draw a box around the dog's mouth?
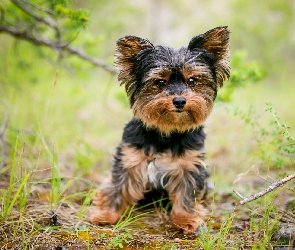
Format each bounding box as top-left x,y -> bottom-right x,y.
173,109 -> 185,113
172,109 -> 184,113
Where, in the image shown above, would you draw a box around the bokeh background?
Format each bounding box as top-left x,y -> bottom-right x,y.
0,0 -> 294,192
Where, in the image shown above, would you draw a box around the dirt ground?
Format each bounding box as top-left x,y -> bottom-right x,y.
0,168 -> 294,250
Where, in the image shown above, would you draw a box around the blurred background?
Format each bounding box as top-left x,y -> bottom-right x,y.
0,0 -> 294,192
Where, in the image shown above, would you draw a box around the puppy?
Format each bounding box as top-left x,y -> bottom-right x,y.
91,26 -> 230,233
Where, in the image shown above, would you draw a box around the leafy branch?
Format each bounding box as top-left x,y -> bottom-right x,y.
0,0 -> 117,74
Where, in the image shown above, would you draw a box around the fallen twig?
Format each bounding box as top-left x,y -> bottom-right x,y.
234,174 -> 295,205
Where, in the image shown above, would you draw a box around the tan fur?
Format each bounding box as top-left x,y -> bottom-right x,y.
200,27 -> 230,87
120,145 -> 154,204
152,150 -> 206,203
91,145 -> 152,225
180,64 -> 213,82
133,89 -> 213,135
143,67 -> 172,83
91,186 -> 128,224
131,62 -> 216,135
91,145 -> 206,229
170,202 -> 207,234
150,150 -> 207,233
153,149 -> 205,175
115,36 -> 154,105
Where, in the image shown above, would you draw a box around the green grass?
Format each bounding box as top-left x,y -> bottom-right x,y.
107,228 -> 133,249
196,213 -> 236,250
1,135 -> 32,219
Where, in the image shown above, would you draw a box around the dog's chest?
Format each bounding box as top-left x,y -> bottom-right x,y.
145,150 -> 205,189
147,154 -> 171,188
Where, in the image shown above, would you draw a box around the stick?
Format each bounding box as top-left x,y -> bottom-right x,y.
234,174 -> 295,205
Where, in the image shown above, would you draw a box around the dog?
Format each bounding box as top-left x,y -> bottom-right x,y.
91,26 -> 230,234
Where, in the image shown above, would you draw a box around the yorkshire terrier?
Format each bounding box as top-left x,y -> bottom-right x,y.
91,26 -> 230,233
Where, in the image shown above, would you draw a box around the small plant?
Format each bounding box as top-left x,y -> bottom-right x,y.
266,103 -> 295,160
114,203 -> 153,230
75,187 -> 96,220
108,228 -> 133,249
196,210 -> 236,250
0,135 -> 32,219
58,186 -> 95,220
247,193 -> 280,249
50,150 -> 62,210
160,243 -> 177,250
40,226 -> 60,233
234,103 -> 295,169
42,139 -> 79,210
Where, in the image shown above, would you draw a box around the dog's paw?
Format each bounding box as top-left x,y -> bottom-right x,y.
171,213 -> 203,234
90,208 -> 122,225
170,205 -> 207,234
90,191 -> 124,225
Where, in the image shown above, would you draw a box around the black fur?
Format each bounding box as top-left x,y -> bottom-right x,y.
132,46 -> 218,105
122,118 -> 206,156
117,118 -> 209,208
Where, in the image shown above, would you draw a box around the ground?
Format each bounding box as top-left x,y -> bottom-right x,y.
0,166 -> 294,250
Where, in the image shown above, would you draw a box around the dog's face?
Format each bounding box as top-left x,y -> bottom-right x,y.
116,27 -> 230,135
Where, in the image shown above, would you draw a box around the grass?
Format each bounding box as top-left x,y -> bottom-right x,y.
107,228 -> 133,249
1,135 -> 32,219
0,133 -> 293,248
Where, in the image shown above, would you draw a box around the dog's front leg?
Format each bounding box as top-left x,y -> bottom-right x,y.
167,165 -> 208,234
91,143 -> 149,225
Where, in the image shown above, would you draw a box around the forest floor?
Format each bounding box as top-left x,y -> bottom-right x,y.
0,166 -> 294,250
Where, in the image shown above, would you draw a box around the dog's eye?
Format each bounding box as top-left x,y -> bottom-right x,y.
188,77 -> 196,85
155,79 -> 167,86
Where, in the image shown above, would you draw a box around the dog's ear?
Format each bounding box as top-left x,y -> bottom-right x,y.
188,27 -> 230,87
116,36 -> 154,105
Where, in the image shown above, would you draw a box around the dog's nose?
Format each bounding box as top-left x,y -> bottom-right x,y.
172,97 -> 186,109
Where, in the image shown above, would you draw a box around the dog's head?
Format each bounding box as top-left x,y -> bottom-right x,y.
115,27 -> 230,135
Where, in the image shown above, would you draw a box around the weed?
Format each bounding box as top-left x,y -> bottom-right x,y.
74,225 -> 92,249
247,184 -> 280,249
0,135 -> 32,219
234,103 -> 295,169
266,103 -> 295,159
108,228 -> 133,249
114,204 -> 153,230
157,196 -> 171,212
50,150 -> 62,210
77,188 -> 94,219
75,187 -> 96,220
57,185 -> 96,220
160,243 -> 177,249
196,209 -> 237,250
